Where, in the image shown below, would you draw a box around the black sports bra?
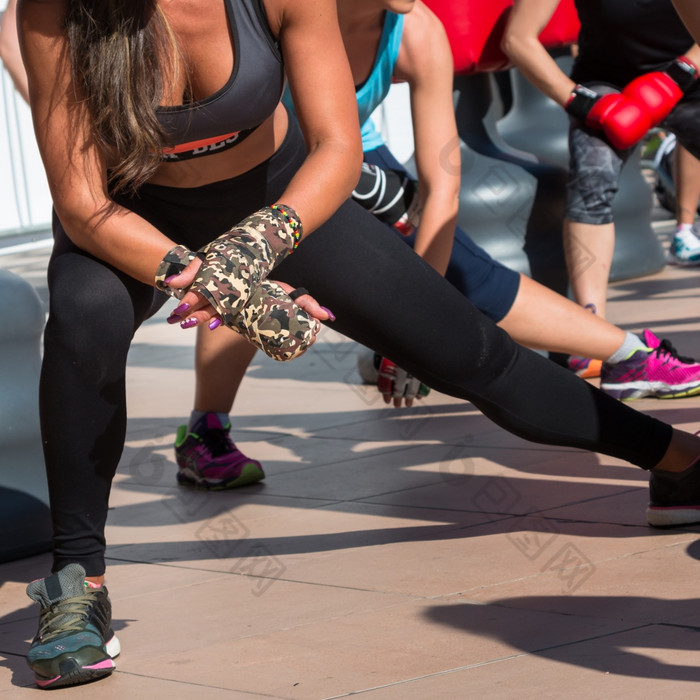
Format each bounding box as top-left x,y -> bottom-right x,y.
156,0 -> 284,161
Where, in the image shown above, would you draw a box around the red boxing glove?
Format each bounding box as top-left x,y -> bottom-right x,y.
565,85 -> 651,150
622,56 -> 698,126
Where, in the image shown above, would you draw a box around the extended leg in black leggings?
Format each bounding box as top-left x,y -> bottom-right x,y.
274,199 -> 672,468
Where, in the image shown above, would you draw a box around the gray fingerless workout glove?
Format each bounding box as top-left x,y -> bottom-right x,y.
191,204 -> 302,326
377,357 -> 431,401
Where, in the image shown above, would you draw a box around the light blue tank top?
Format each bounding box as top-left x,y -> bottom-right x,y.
282,12 -> 404,151
356,12 -> 404,151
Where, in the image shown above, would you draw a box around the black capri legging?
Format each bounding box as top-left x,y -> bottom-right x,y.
41,116 -> 672,575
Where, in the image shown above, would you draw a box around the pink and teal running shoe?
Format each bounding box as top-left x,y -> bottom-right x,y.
601,329 -> 700,400
174,412 -> 265,489
26,563 -> 120,689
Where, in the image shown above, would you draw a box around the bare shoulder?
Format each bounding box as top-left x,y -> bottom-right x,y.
261,0 -> 338,37
17,0 -> 71,104
17,0 -> 67,39
395,1 -> 452,82
18,0 -> 66,17
403,1 -> 448,41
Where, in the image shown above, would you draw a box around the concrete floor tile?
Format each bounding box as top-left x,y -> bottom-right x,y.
113,593 -> 631,698
347,624 -> 700,699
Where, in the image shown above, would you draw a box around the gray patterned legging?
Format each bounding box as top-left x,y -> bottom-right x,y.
566,94 -> 700,224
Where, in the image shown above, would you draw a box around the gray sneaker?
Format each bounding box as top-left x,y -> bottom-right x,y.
26,563 -> 120,688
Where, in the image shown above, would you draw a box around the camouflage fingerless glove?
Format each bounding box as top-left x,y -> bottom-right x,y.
233,280 -> 320,361
155,228 -> 316,361
192,204 -> 302,326
154,244 -> 197,300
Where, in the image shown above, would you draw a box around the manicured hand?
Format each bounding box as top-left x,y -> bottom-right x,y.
191,205 -> 300,326
166,259 -> 333,361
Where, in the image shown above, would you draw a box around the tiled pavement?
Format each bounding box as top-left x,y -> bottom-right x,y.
2,215 -> 700,698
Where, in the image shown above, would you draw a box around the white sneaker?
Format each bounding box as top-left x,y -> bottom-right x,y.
668,226 -> 700,266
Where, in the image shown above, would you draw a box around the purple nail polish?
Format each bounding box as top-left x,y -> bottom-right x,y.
173,302 -> 190,315
167,314 -> 181,325
208,318 -> 222,330
165,275 -> 178,284
180,317 -> 198,329
320,306 -> 336,321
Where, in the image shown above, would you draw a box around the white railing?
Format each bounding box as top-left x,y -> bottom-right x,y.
0,0 -> 51,238
0,62 -> 52,238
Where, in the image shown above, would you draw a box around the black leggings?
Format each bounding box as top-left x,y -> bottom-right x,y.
42,118 -> 672,575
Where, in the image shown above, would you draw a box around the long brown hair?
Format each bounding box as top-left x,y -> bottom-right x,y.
65,0 -> 181,194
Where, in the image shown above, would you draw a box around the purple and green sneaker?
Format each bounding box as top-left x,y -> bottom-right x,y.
174,412 -> 265,490
26,563 -> 120,689
601,329 -> 700,400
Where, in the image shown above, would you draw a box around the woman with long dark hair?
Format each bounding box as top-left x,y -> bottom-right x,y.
16,0 -> 700,688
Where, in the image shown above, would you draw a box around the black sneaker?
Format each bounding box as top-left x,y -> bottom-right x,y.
647,458 -> 700,527
26,563 -> 120,689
